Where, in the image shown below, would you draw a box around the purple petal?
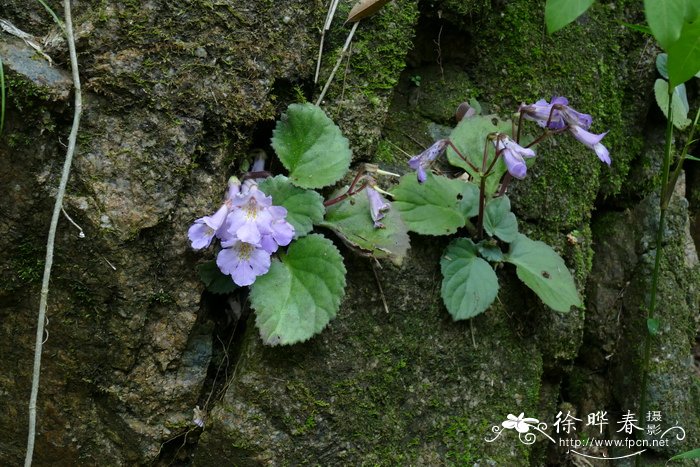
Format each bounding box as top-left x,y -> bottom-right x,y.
562,107 -> 592,129
550,96 -> 569,106
247,247 -> 272,275
260,234 -> 279,253
188,221 -> 215,250
268,205 -> 288,219
570,125 -> 607,147
503,149 -> 527,180
594,143 -> 611,165
270,219 -> 294,245
367,187 -> 390,228
216,247 -> 240,276
417,166 -> 427,183
408,155 -> 421,170
226,177 -> 241,201
236,221 -> 262,245
203,204 -> 229,230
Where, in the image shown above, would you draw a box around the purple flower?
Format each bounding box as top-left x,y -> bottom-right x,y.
188,204 -> 229,250
494,136 -> 536,180
569,126 -> 610,165
520,96 -> 593,131
188,177 -> 242,250
260,205 -> 295,252
366,186 -> 390,228
408,139 -> 449,183
217,239 -> 272,286
227,186 -> 274,244
520,97 -> 566,130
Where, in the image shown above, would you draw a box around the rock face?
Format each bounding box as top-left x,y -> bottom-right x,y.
0,0 -> 697,465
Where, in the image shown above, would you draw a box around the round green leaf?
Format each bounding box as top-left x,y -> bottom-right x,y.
271,103 -> 352,189
476,240 -> 504,262
483,196 -> 519,242
654,79 -> 692,129
667,18 -> 700,87
321,188 -> 410,266
391,173 -> 479,236
644,0 -> 688,50
258,175 -> 324,238
545,0 -> 594,34
505,234 -> 581,312
250,234 -> 346,346
441,238 -> 499,320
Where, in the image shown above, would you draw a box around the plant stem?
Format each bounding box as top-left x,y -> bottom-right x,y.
25,1 -> 81,465
664,105 -> 700,208
636,86 -> 674,467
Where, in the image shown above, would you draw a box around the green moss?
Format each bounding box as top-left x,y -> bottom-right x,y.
469,0 -> 647,228
319,0 -> 420,158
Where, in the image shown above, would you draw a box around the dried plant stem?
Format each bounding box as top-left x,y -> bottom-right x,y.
314,0 -> 340,84
315,21 -> 359,106
25,1 -> 82,464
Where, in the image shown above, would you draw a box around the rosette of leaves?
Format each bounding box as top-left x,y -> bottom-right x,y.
204,103 -> 409,346
392,114 -> 581,320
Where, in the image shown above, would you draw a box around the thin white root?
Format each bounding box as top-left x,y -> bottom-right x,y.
315,21 -> 359,106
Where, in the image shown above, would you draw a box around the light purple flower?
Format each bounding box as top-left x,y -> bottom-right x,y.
217,240 -> 272,286
569,126 -> 610,165
408,139 -> 449,183
188,177 -> 242,249
494,136 -> 536,180
366,186 -> 390,228
520,97 -> 566,129
560,106 -> 592,130
188,204 -> 229,250
227,186 -> 274,244
260,205 -> 295,252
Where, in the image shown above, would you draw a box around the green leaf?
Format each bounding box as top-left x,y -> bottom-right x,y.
647,318 -> 660,335
483,196 -> 518,242
271,103 -> 352,189
391,173 -> 479,236
667,18 -> 700,87
441,238 -> 499,320
477,240 -> 504,262
654,79 -> 692,129
446,115 -> 508,173
669,448 -> 700,460
545,0 -> 594,34
250,234 -> 346,346
446,114 -> 514,196
656,53 -> 669,78
685,154 -> 700,161
644,0 -> 688,50
258,175 -> 324,238
505,234 -> 582,312
321,188 -> 410,266
197,261 -> 238,295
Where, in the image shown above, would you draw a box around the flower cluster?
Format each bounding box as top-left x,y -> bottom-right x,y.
519,96 -> 610,165
188,177 -> 294,287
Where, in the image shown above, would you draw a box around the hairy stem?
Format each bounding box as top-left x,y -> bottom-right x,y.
636,86 -> 674,467
25,1 -> 82,465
